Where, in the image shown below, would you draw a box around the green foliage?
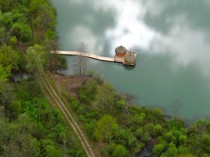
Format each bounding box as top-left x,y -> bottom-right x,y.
0,0 -> 63,74
0,44 -> 18,72
12,22 -> 32,42
153,142 -> 166,156
94,82 -> 116,112
66,77 -> 210,156
0,64 -> 9,82
112,144 -> 128,157
0,118 -> 41,157
16,80 -> 42,101
0,12 -> 13,27
26,44 -> 46,73
48,53 -> 67,72
41,139 -> 61,157
0,1 -> 81,156
153,124 -> 163,136
0,80 -> 86,156
8,100 -> 23,119
199,134 -> 210,153
28,0 -> 56,43
78,79 -> 97,104
94,115 -> 119,142
9,36 -> 17,45
101,143 -> 128,157
115,98 -> 126,110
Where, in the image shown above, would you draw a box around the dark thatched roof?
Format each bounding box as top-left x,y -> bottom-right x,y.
115,45 -> 127,54
124,51 -> 136,64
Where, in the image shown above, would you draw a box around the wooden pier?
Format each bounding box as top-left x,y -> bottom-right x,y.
52,50 -> 136,65
53,51 -> 115,62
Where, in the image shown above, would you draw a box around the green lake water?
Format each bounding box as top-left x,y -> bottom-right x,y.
52,0 -> 210,122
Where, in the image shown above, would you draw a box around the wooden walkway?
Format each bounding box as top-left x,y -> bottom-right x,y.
53,50 -> 115,62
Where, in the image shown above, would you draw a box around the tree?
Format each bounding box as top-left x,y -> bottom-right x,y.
41,139 -> 61,157
0,26 -> 6,45
8,100 -> 22,119
0,44 -> 18,72
113,128 -> 137,152
94,83 -> 116,112
48,53 -> 67,72
78,78 -> 97,104
153,124 -> 163,136
101,143 -> 128,157
28,0 -> 56,43
198,133 -> 210,154
26,44 -> 45,73
93,115 -> 119,142
12,22 -> 32,42
0,64 -> 9,83
0,82 -> 15,117
74,42 -> 88,77
112,144 -> 128,157
153,142 -> 166,156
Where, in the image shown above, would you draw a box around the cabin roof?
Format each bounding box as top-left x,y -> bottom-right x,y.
124,51 -> 136,63
115,45 -> 127,54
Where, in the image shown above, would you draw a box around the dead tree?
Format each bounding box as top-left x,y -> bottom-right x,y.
73,42 -> 88,78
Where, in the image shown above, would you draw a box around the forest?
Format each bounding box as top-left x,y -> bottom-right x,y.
57,74 -> 210,157
0,0 -> 85,156
1,0 -> 210,157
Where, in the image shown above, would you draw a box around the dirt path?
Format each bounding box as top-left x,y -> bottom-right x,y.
42,74 -> 96,157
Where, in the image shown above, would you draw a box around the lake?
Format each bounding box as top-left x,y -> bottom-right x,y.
51,0 -> 210,122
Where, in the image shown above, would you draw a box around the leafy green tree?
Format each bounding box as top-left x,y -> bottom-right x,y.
101,143 -> 116,157
9,36 -> 17,45
94,115 -> 119,142
112,144 -> 128,157
0,44 -> 18,72
0,26 -> 6,44
153,124 -> 163,136
115,98 -> 126,110
153,142 -> 166,156
94,83 -> 116,112
101,143 -> 128,157
21,0 -> 30,7
26,44 -> 46,73
198,133 -> 210,154
161,143 -> 178,157
78,79 -> 97,104
114,128 -> 137,150
0,64 -> 9,83
8,100 -> 22,119
130,113 -> 145,129
0,82 -> 15,117
0,118 -> 40,157
48,53 -> 67,72
0,12 -> 13,28
29,0 -> 56,43
12,22 -> 32,42
41,139 -> 61,157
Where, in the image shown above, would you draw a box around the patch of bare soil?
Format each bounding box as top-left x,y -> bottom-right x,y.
50,73 -> 90,97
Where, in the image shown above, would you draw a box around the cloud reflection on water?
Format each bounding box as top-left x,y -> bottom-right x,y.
88,0 -> 210,74
52,0 -> 210,121
60,0 -> 210,74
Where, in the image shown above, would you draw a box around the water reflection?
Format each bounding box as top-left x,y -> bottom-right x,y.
123,65 -> 136,71
52,0 -> 210,122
